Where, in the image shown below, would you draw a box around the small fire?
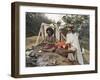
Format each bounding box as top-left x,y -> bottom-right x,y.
55,40 -> 71,49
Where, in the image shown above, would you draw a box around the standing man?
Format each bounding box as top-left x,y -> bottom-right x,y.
55,21 -> 65,41
66,24 -> 84,65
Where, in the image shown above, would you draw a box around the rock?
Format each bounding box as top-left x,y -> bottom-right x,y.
28,51 -> 36,57
26,44 -> 75,67
26,56 -> 38,67
26,50 -> 33,56
26,48 -> 32,51
36,52 -> 72,66
26,56 -> 33,64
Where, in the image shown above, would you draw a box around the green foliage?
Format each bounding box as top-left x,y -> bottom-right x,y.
62,14 -> 89,27
26,13 -> 52,37
61,14 -> 90,50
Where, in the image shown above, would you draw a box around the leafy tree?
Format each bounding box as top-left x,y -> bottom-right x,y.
61,14 -> 90,50
26,13 -> 52,37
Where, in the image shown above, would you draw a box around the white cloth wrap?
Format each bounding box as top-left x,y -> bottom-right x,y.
66,32 -> 84,64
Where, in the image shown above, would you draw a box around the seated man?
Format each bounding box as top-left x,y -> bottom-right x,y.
66,24 -> 84,65
55,40 -> 76,58
42,27 -> 56,52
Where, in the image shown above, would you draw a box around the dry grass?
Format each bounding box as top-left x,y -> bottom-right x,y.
26,36 -> 37,49
83,49 -> 89,64
26,36 -> 43,49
